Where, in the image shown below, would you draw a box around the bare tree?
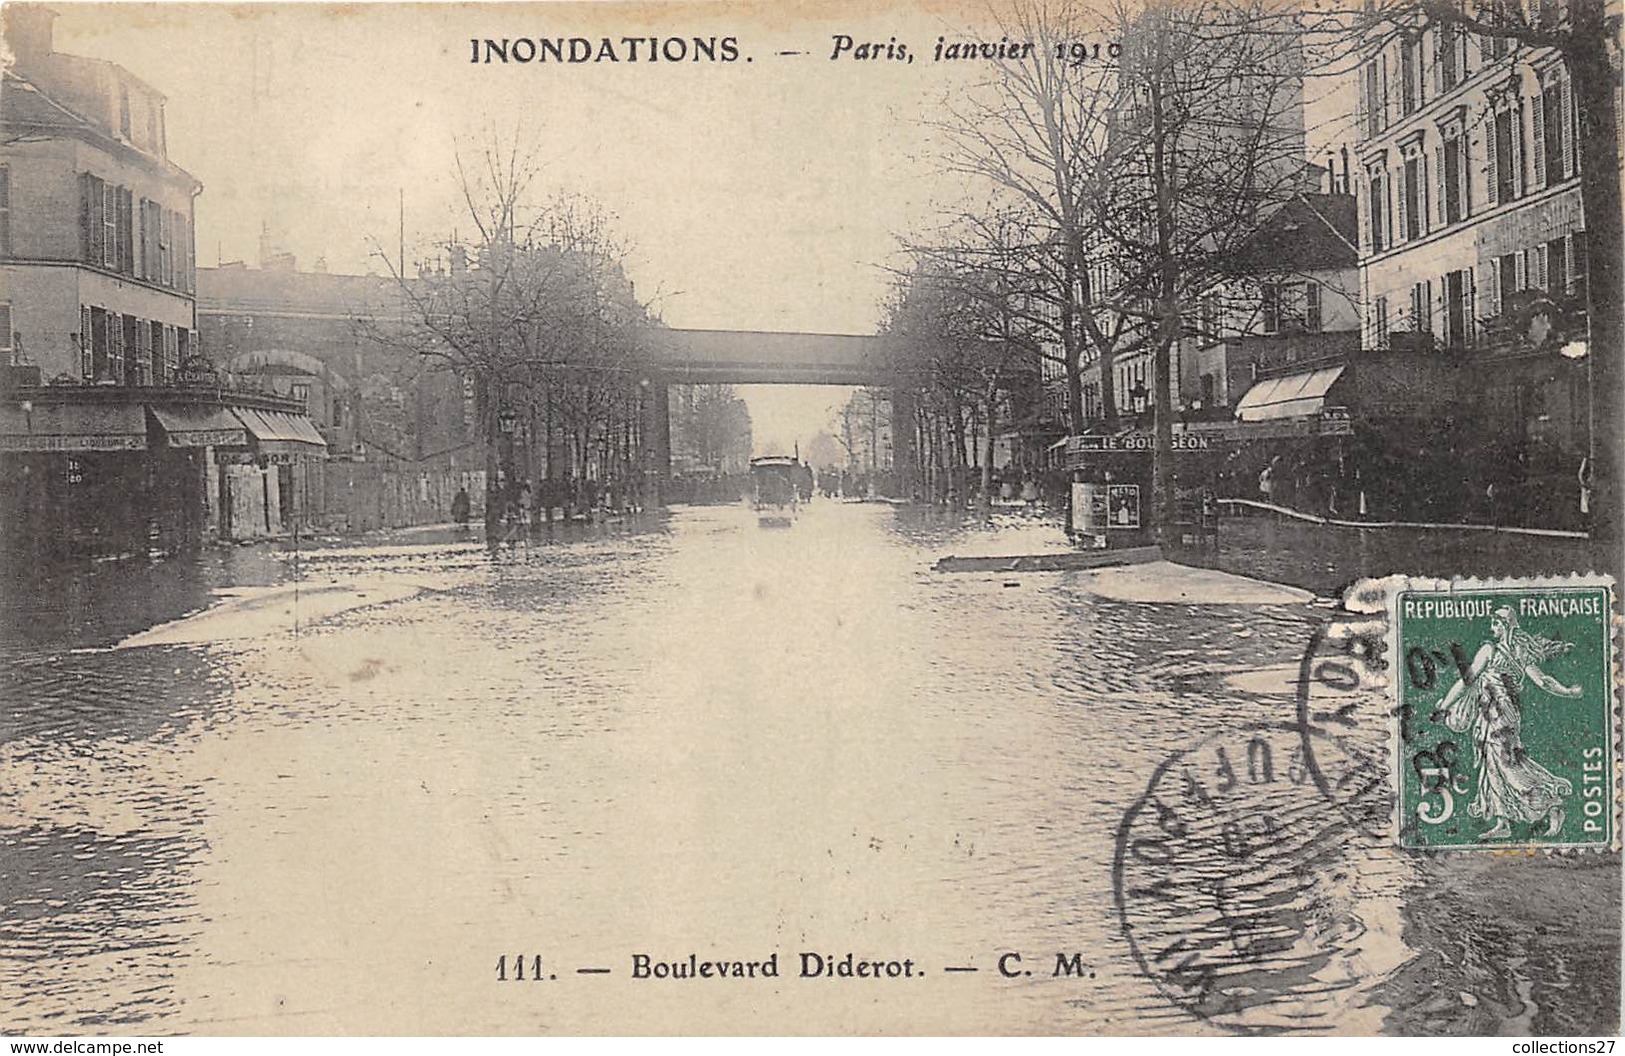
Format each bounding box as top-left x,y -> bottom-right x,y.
361,132 -> 649,533
930,0 -> 1139,433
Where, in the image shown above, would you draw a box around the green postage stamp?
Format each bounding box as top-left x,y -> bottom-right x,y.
1389,575 -> 1618,850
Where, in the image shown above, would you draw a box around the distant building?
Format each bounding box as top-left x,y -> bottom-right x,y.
1191,191 -> 1362,425
196,262 -> 487,531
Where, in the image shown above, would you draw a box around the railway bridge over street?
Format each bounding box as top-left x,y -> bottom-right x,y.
636,327 -> 923,502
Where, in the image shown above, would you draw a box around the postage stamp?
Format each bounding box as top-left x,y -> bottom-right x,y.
1385,575 -> 1618,851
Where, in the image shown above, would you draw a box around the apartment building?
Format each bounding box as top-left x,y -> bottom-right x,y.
1353,13 -> 1590,522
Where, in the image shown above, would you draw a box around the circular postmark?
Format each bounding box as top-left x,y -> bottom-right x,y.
1113,614 -> 1391,1033
1292,612 -> 1391,837
1112,723 -> 1385,1033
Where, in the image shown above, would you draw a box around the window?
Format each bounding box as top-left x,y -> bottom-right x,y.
1262,283 -> 1281,333
133,315 -> 150,385
0,167 -> 9,258
1497,251 -> 1519,306
1411,281 -> 1433,332
1441,133 -> 1466,224
1549,236 -> 1570,294
122,314 -> 140,385
1403,155 -> 1425,240
1305,284 -> 1323,332
1199,373 -> 1216,406
90,308 -> 108,380
119,87 -> 132,138
0,303 -> 12,362
1366,170 -> 1387,252
177,328 -> 190,366
1400,37 -> 1419,114
150,321 -> 166,383
1362,58 -> 1388,138
1540,79 -> 1568,186
1443,269 -> 1471,349
1198,295 -> 1219,345
163,326 -> 179,379
1492,108 -> 1517,204
1437,24 -> 1466,92
1375,296 -> 1390,348
83,175 -> 103,264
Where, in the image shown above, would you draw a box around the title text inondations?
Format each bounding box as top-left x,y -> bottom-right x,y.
468,36 -> 1121,65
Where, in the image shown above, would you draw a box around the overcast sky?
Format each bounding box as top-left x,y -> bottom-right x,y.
43,1 -> 1345,448
46,2 -> 1026,334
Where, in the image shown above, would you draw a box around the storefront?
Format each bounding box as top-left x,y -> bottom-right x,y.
0,386 -> 326,558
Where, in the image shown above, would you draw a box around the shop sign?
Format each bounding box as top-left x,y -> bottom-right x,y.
0,434 -> 145,452
177,357 -> 220,386
1068,431 -> 1215,455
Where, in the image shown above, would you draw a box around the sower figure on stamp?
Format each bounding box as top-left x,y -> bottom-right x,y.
1435,607 -> 1583,838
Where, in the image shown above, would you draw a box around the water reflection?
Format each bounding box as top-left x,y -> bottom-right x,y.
0,501 -> 1615,1034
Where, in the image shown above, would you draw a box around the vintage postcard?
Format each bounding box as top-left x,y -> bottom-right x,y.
1,0 -> 1621,1039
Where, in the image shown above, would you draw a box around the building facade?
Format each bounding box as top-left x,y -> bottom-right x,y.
1353,15 -> 1591,527
0,6 -> 325,560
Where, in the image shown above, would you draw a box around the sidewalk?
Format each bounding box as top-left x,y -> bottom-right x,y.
1191,513 -> 1608,596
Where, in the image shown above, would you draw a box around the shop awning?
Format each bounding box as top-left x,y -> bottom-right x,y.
233,408 -> 328,456
1234,366 -> 1346,422
148,404 -> 249,447
0,402 -> 147,451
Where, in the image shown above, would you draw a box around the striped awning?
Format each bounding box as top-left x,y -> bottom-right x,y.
1234,366 -> 1346,422
149,404 -> 249,447
233,407 -> 328,456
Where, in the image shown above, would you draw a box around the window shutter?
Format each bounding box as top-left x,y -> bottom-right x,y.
79,174 -> 91,261
1485,120 -> 1499,206
1464,269 -> 1476,345
1359,64 -> 1371,139
1396,166 -> 1409,243
1419,154 -> 1430,235
1379,53 -> 1390,130
1514,251 -> 1527,291
1564,233 -> 1576,293
1536,244 -> 1549,289
1481,261 -> 1499,319
1509,107 -> 1523,199
1434,144 -> 1446,225
1432,28 -> 1443,95
1561,75 -> 1576,177
80,305 -> 92,378
1531,91 -> 1547,189
88,177 -> 104,265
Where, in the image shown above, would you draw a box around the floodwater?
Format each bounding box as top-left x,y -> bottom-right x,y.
0,502 -> 1616,1035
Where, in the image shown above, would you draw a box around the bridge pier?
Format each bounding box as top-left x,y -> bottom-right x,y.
891,385 -> 918,502
641,375 -> 671,507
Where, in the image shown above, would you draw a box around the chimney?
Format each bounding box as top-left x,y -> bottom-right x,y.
4,5 -> 57,66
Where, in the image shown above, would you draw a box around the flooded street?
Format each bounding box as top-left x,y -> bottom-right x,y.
1,501 -> 1617,1035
